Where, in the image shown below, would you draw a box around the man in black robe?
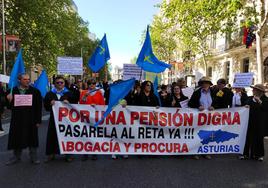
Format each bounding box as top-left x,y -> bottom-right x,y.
212,78 -> 233,109
6,73 -> 42,165
44,76 -> 75,162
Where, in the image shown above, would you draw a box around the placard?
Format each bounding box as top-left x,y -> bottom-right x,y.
14,94 -> 33,106
0,74 -> 10,83
233,73 -> 254,88
57,57 -> 83,75
123,64 -> 145,80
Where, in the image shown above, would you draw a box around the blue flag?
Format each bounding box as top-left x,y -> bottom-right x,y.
8,49 -> 25,89
95,78 -> 135,126
153,76 -> 161,107
34,70 -> 49,98
88,34 -> 110,72
136,26 -> 171,73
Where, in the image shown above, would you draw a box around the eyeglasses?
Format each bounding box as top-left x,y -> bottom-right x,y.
56,81 -> 64,84
174,87 -> 180,90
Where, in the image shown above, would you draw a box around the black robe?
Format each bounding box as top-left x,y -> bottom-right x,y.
159,91 -> 171,107
212,87 -> 233,109
134,91 -> 159,107
243,96 -> 268,158
188,88 -> 214,109
167,94 -> 188,108
7,86 -> 42,150
231,92 -> 248,107
44,90 -> 74,155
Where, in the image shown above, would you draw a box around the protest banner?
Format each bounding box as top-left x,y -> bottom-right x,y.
233,73 -> 254,88
122,64 -> 145,80
57,57 -> 83,75
53,102 -> 249,155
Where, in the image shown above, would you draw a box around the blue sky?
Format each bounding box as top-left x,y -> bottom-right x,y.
74,0 -> 162,68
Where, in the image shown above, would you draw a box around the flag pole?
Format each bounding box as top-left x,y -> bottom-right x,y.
10,82 -> 14,95
2,0 -> 6,75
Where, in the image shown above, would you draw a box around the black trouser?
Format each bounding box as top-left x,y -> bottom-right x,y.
243,130 -> 264,158
13,147 -> 38,160
0,113 -> 3,131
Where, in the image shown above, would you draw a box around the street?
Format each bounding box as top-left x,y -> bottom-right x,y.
0,111 -> 268,188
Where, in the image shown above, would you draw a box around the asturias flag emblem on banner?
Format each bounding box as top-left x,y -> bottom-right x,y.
88,34 -> 110,73
136,25 -> 171,73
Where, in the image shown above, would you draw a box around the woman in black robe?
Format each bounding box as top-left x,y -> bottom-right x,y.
241,84 -> 268,161
44,76 -> 74,162
134,80 -> 159,107
167,83 -> 188,107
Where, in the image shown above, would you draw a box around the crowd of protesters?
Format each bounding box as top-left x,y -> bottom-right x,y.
1,73 -> 268,165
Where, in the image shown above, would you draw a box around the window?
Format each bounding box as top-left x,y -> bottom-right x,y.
225,61 -> 230,80
208,67 -> 213,77
210,33 -> 217,49
242,58 -> 249,73
225,32 -> 231,49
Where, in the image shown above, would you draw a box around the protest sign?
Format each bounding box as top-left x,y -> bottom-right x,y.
14,95 -> 33,106
57,57 -> 83,75
180,99 -> 189,108
0,74 -> 10,83
123,64 -> 145,80
233,73 -> 254,88
53,102 -> 249,155
182,87 -> 194,98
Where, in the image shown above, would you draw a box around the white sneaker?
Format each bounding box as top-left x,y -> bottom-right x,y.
111,155 -> 117,160
0,130 -> 4,134
257,157 -> 264,162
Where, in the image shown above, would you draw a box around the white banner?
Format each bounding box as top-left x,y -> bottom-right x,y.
53,102 -> 249,155
123,64 -> 145,80
57,57 -> 83,75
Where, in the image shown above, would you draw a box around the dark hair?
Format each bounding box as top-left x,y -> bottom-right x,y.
17,73 -> 29,80
141,80 -> 154,93
87,78 -> 97,85
161,84 -> 167,90
217,78 -> 227,85
53,76 -> 65,84
171,83 -> 187,98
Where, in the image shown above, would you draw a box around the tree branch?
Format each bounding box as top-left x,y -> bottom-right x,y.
260,0 -> 268,29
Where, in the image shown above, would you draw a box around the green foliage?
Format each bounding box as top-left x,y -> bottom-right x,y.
150,0 -> 244,74
150,15 -> 177,62
3,0 -> 98,77
130,56 -> 137,64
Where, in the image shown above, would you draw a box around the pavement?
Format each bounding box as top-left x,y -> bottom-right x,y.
0,110 -> 268,188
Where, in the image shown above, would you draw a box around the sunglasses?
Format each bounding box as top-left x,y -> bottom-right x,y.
146,84 -> 151,87
56,81 -> 64,84
88,82 -> 96,85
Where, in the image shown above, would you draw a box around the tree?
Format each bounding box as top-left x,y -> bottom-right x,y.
253,0 -> 268,83
158,0 -> 243,76
130,56 -> 137,64
2,0 -> 98,77
150,14 -> 177,62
